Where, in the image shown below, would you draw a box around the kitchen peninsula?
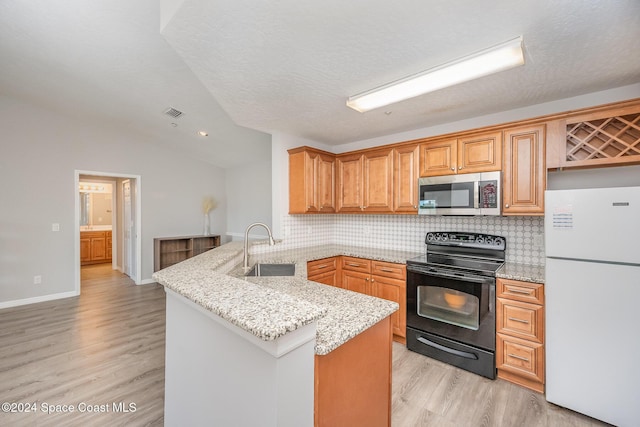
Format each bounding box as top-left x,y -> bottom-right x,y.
152,241 -> 419,427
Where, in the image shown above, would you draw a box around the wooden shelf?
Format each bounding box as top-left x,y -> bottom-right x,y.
154,235 -> 220,272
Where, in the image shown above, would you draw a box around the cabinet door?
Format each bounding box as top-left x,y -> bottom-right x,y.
373,275 -> 406,340
288,148 -> 320,213
393,144 -> 419,213
317,153 -> 336,213
419,139 -> 457,177
80,238 -> 92,263
458,130 -> 502,173
336,153 -> 364,213
91,236 -> 107,261
363,148 -> 394,213
503,125 -> 545,215
342,270 -> 371,295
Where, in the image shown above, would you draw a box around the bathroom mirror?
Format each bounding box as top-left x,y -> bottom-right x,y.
79,192 -> 113,227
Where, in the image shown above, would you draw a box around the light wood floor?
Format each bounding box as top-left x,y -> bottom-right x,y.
0,264 -> 609,426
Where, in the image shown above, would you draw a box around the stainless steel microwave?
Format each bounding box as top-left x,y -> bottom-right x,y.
418,171 -> 501,215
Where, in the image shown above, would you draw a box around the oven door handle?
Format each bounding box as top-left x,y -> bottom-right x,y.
417,336 -> 479,360
407,266 -> 489,284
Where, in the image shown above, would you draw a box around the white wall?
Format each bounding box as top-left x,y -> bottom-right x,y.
0,95 -> 229,306
225,155 -> 273,240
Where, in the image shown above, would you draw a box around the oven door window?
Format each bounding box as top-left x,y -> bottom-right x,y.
419,182 -> 476,210
417,286 -> 480,330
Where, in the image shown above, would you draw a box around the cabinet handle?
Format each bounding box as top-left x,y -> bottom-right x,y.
380,268 -> 394,272
450,167 -> 455,171
413,205 -> 417,209
505,204 -> 510,208
365,278 -> 369,281
347,263 -> 360,267
315,264 -> 328,269
508,288 -> 531,295
459,166 -> 463,170
371,278 -> 375,282
507,353 -> 530,362
508,317 -> 530,324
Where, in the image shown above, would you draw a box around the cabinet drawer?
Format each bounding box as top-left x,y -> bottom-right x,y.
307,257 -> 337,276
497,279 -> 544,304
371,261 -> 406,281
341,256 -> 371,274
308,270 -> 339,287
497,298 -> 544,343
80,231 -> 106,239
497,333 -> 544,384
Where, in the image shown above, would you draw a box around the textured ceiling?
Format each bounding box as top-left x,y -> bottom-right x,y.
162,0 -> 640,144
1,1 -> 639,168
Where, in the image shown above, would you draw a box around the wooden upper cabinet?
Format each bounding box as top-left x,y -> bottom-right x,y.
458,130 -> 502,173
363,148 -> 394,213
336,153 -> 365,213
503,125 -> 546,215
419,139 -> 457,176
288,147 -> 335,214
420,131 -> 502,177
393,144 -> 419,213
317,153 -> 336,213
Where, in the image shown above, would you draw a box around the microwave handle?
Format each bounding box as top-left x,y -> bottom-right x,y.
474,182 -> 479,209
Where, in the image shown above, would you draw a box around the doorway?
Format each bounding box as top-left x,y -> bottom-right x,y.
74,170 -> 142,295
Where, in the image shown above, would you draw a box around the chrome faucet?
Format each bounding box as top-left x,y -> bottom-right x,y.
243,222 -> 276,270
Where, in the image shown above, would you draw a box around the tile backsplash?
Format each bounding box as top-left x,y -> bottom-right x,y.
271,214 -> 544,265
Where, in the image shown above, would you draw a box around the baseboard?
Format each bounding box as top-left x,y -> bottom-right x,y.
137,278 -> 157,285
0,290 -> 79,310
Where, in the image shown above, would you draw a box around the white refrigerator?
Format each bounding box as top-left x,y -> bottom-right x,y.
545,186 -> 640,427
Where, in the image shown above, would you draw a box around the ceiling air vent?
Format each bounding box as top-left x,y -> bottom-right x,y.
163,107 -> 184,119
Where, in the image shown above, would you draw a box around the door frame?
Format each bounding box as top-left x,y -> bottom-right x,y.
74,170 -> 142,293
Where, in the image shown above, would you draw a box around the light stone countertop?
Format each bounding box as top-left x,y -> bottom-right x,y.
497,262 -> 545,284
153,241 -> 422,355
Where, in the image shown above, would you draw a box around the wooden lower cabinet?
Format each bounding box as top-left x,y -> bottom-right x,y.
307,257 -> 340,287
308,256 -> 407,343
496,278 -> 545,392
315,316 -> 392,427
373,274 -> 406,344
341,257 -> 407,343
80,230 -> 112,265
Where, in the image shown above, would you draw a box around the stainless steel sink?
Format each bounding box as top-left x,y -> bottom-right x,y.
245,263 -> 296,277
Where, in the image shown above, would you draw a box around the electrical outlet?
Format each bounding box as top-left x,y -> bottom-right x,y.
52,223 -> 60,232
34,275 -> 42,285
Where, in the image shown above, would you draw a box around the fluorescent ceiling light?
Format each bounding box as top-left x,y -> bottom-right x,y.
346,36 -> 525,113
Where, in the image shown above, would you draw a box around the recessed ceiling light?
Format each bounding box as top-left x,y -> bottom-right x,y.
347,36 -> 525,112
197,131 -> 209,137
171,123 -> 178,127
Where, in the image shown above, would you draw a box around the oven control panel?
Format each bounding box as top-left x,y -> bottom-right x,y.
425,232 -> 505,250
